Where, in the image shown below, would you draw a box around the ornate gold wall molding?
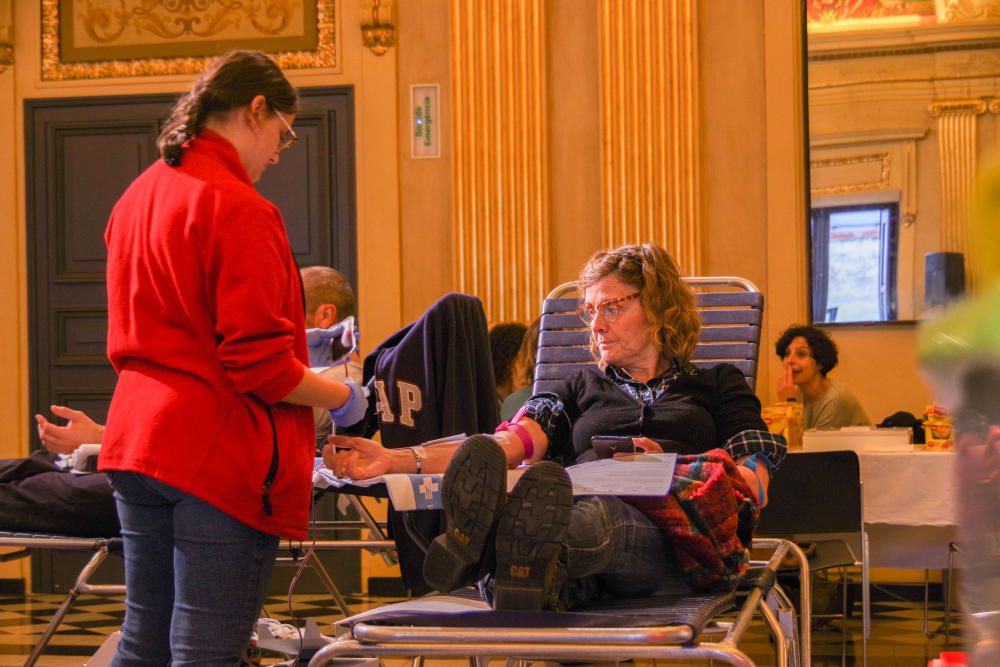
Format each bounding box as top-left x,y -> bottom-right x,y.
989,97 -> 1000,152
928,99 -> 988,116
810,153 -> 892,197
0,0 -> 11,73
598,0 -> 700,274
361,0 -> 396,55
935,0 -> 1000,22
75,1 -> 297,42
928,98 -> 986,284
451,0 -> 549,323
41,0 -> 337,80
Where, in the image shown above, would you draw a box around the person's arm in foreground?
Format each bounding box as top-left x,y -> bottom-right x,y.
34,405 -> 105,455
714,366 -> 786,507
323,416 -> 553,479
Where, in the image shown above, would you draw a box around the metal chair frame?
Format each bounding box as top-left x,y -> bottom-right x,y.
1,489 -> 394,665
755,450 -> 871,666
0,532 -> 125,667
276,491 -> 398,617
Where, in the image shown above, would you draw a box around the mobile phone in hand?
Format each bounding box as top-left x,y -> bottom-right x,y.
591,435 -> 638,459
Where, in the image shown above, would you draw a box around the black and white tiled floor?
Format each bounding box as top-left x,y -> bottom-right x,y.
0,590 -> 962,666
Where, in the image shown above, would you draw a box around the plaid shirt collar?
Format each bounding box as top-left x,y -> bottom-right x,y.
604,360 -> 692,403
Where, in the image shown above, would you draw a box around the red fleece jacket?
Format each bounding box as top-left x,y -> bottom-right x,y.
100,130 -> 314,539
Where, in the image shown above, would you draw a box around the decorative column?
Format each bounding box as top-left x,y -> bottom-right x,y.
598,0 -> 700,273
928,99 -> 986,286
451,0 -> 549,323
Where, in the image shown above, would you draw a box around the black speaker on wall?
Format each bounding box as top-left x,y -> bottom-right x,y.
925,251 -> 965,307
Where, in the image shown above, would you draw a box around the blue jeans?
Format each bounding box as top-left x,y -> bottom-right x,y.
560,495 -> 691,608
108,471 -> 279,666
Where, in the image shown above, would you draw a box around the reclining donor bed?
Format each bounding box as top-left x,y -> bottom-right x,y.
308,276 -> 812,667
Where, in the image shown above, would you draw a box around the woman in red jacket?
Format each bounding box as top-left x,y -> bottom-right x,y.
100,50 -> 367,664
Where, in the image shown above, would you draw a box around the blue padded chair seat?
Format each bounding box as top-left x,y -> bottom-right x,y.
339,589 -> 737,641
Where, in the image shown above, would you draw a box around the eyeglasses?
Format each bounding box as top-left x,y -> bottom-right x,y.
576,292 -> 640,325
272,108 -> 298,152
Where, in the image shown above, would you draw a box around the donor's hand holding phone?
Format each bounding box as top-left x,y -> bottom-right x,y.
591,435 -> 666,459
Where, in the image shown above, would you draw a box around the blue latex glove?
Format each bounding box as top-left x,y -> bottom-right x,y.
306,316 -> 358,367
329,379 -> 370,428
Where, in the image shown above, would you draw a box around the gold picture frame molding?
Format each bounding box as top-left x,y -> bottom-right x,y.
42,0 -> 337,81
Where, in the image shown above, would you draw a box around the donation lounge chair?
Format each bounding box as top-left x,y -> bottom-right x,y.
0,531 -> 125,667
308,277 -> 811,667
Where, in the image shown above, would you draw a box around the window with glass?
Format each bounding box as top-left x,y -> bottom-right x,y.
811,203 -> 898,324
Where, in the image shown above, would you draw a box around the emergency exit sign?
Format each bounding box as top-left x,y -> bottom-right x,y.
411,84 -> 439,158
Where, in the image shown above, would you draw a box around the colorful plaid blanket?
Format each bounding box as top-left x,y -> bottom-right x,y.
626,448 -> 759,592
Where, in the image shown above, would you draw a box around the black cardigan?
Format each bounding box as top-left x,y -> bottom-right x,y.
540,363 -> 768,466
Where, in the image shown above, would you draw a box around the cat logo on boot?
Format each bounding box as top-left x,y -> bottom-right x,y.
509,564 -> 531,578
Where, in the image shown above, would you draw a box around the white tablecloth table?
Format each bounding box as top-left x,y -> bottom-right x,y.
859,450 -> 958,569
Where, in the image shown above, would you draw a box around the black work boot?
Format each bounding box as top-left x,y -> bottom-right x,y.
422,435 -> 507,593
492,461 -> 573,610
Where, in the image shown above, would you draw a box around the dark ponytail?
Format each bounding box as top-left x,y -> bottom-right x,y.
157,50 -> 298,167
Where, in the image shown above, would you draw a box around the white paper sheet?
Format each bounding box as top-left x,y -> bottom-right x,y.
566,452 -> 677,496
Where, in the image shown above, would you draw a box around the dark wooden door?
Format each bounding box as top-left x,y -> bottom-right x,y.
25,87 -> 357,593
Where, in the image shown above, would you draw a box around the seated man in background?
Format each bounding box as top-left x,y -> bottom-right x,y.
302,266 -> 364,448
1,266 -> 359,536
775,324 -> 870,430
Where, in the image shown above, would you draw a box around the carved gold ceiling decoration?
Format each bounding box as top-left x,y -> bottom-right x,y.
807,0 -> 1000,27
807,0 -> 935,24
938,0 -> 1000,21
42,0 -> 337,80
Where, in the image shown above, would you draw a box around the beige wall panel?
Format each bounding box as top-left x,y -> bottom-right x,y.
831,327 -> 931,421
355,40 -> 404,350
698,1 -> 768,285
760,1 -> 809,406
699,0 -> 804,404
397,0 -> 455,323
546,0 -> 602,294
0,64 -> 23,582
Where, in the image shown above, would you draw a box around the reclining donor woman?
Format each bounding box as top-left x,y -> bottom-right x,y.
326,243 -> 787,610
